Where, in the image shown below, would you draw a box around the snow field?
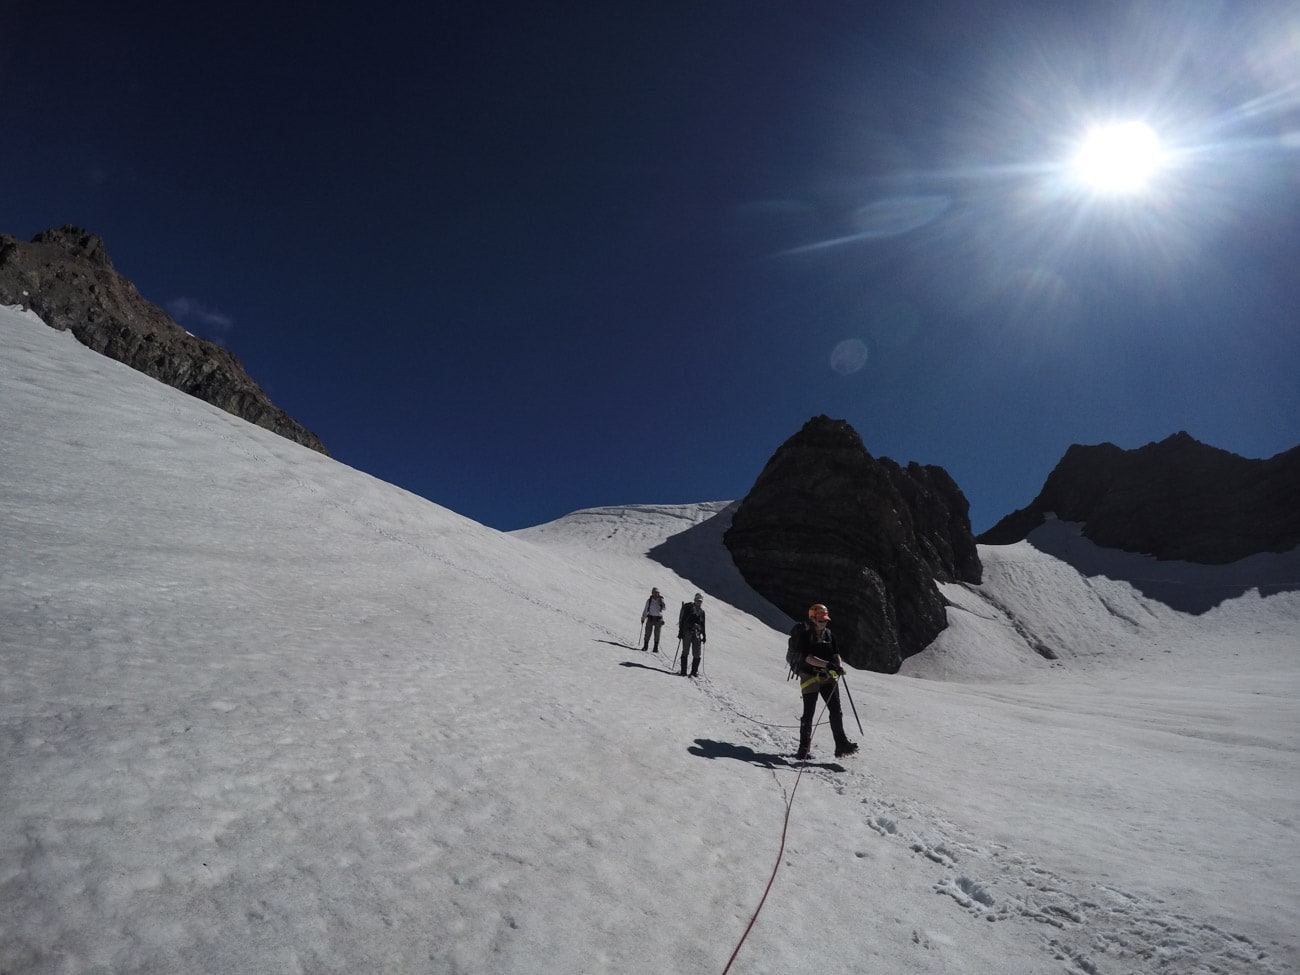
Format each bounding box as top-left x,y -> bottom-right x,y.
3,304 -> 1298,974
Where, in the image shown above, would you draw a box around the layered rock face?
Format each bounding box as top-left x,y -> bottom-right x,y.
979,432 -> 1300,564
0,227 -> 327,455
724,416 -> 981,673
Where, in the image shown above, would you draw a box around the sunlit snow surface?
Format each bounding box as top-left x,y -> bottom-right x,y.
3,304 -> 1297,974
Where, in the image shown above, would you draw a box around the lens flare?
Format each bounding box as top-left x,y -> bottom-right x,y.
829,339 -> 869,375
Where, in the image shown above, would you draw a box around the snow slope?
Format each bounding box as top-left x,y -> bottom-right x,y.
3,303 -> 1298,974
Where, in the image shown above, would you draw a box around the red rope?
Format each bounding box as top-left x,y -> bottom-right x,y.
720,696 -> 827,974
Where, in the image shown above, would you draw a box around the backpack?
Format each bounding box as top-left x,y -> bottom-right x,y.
785,622 -> 808,680
679,601 -> 703,636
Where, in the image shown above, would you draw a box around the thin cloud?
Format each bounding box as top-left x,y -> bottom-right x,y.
167,297 -> 235,334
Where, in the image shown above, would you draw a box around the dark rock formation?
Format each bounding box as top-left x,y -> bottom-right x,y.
0,226 -> 327,455
979,432 -> 1300,564
723,416 -> 981,673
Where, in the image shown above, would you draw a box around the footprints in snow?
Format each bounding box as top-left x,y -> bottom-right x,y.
874,813 -> 1281,974
936,874 -> 995,909
713,712 -> 1284,975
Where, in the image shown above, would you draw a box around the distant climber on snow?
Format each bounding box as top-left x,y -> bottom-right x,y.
640,587 -> 666,652
677,593 -> 707,677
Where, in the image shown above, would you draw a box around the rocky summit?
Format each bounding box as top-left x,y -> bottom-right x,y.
724,415 -> 981,673
978,432 -> 1300,564
0,226 -> 327,455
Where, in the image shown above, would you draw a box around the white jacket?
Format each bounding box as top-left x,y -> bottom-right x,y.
641,595 -> 666,621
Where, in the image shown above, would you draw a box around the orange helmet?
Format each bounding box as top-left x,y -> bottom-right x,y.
808,603 -> 830,622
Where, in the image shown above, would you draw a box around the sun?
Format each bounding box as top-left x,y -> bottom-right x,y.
1073,121 -> 1164,194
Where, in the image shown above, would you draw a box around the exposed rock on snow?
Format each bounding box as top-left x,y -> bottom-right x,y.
724,415 -> 980,673
0,226 -> 327,455
979,431 -> 1300,564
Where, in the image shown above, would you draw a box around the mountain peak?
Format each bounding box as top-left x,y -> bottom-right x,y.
30,225 -> 114,269
0,226 -> 327,455
724,415 -> 980,673
980,435 -> 1300,563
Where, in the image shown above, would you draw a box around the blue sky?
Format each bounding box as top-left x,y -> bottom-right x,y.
6,1 -> 1299,532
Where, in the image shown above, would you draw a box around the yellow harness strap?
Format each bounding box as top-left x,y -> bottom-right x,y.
799,670 -> 838,693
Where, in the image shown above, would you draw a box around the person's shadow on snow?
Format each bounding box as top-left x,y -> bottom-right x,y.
688,738 -> 844,772
618,660 -> 679,676
596,639 -> 642,652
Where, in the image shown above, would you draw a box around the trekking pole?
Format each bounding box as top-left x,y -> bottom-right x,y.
637,619 -> 645,649
839,673 -> 864,736
671,638 -> 681,672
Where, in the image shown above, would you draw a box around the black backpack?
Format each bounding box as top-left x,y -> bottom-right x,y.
785,622 -> 808,680
680,601 -> 703,636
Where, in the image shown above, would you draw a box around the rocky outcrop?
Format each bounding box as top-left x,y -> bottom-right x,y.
979,432 -> 1300,564
723,416 -> 981,673
0,227 -> 327,455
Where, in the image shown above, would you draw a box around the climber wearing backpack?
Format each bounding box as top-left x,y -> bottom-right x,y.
640,587 -> 667,652
677,593 -> 707,677
787,603 -> 858,761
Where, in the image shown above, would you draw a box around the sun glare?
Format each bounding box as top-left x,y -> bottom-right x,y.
1073,121 -> 1164,194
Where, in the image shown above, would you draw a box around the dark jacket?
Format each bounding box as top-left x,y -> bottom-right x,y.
678,602 -> 706,640
787,621 -> 842,677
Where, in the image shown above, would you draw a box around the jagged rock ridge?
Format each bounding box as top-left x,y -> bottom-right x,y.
979,432 -> 1300,564
723,415 -> 981,673
0,227 -> 327,455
